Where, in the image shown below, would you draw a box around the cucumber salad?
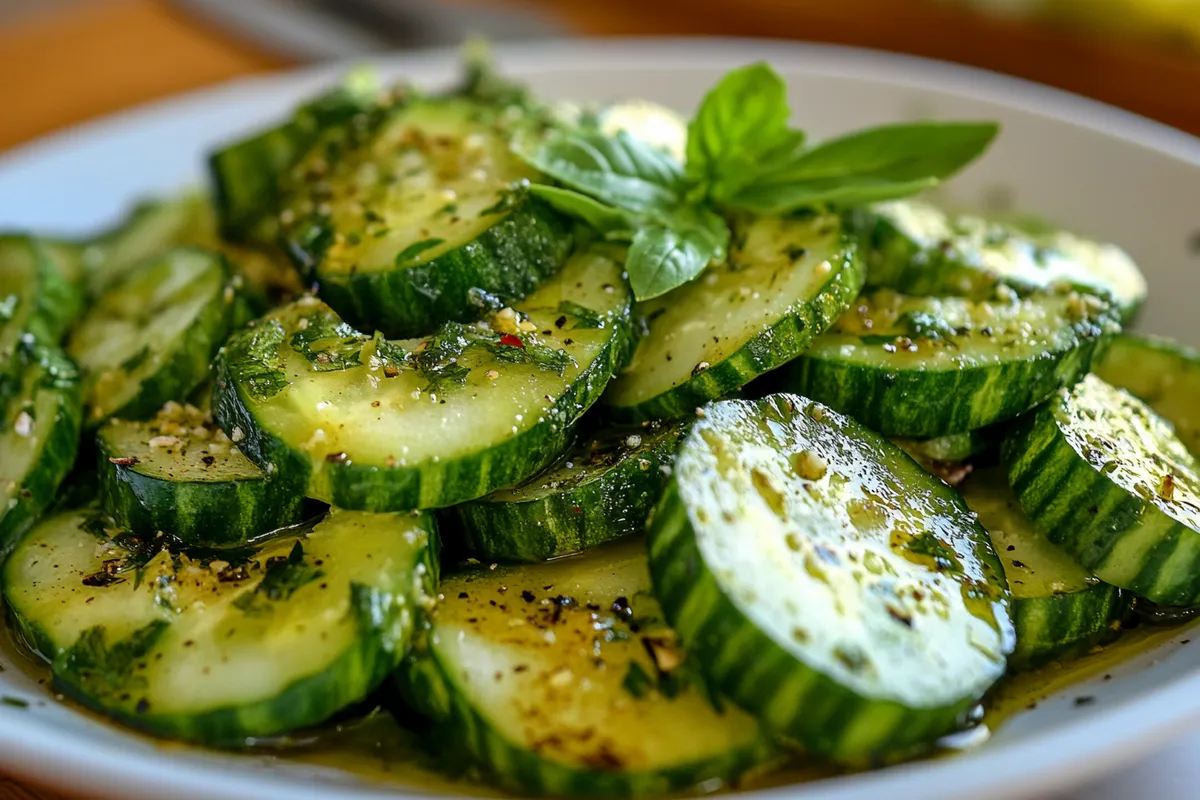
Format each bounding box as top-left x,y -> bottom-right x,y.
4,45 -> 1200,795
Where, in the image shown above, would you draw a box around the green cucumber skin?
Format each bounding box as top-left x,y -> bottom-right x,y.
215,302 -> 636,513
453,427 -> 682,562
78,248 -> 242,427
28,238 -> 86,345
786,327 -> 1111,439
0,350 -> 83,556
209,72 -> 380,245
0,236 -> 85,413
96,447 -> 305,547
1003,406 -> 1200,607
11,533 -> 439,747
647,482 -> 975,763
298,198 -> 574,340
1008,586 -> 1130,671
398,654 -> 775,798
608,237 -> 865,423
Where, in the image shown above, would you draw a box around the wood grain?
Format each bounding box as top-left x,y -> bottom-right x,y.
0,0 -> 287,152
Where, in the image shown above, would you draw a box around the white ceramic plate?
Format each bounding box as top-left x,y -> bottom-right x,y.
2,37 -> 1199,800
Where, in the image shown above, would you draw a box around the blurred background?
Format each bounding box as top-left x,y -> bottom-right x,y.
2,0 -> 1200,153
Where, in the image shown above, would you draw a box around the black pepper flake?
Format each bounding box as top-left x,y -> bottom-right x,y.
551,595 -> 575,623
555,315 -> 567,329
1006,545 -> 1015,551
1011,560 -> 1027,569
1074,696 -> 1096,707
201,455 -> 216,466
611,596 -> 632,621
521,590 -> 535,603
135,699 -> 151,714
325,451 -> 349,463
459,592 -> 469,599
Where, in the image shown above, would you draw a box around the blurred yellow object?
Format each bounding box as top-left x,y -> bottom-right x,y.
959,0 -> 1200,51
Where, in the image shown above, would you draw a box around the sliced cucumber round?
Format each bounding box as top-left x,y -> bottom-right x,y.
208,67 -> 381,245
83,193 -> 215,297
865,200 -> 1147,317
1003,374 -> 1200,607
960,466 -> 1129,670
0,345 -> 83,555
0,236 -> 85,407
2,506 -> 438,745
604,210 -> 864,421
1095,334 -> 1200,456
281,96 -> 573,339
648,394 -> 1013,763
454,422 -> 683,562
217,245 -> 634,511
98,401 -> 305,545
397,539 -> 775,796
784,287 -> 1117,438
68,247 -> 240,426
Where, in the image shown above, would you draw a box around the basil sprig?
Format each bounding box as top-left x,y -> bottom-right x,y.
512,62 -> 998,301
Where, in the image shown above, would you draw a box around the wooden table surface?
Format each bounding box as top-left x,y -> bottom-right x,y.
1,1 -> 1198,798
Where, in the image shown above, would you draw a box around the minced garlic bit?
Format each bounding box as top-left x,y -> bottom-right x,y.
485,369 -> 500,380
490,307 -> 521,335
624,434 -> 643,449
148,435 -> 180,448
230,426 -> 245,443
792,450 -> 828,481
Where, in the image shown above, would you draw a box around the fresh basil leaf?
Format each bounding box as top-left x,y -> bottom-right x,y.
528,185 -> 636,237
513,128 -> 682,214
731,176 -> 940,214
685,62 -> 806,203
731,122 -> 998,212
627,208 -> 728,300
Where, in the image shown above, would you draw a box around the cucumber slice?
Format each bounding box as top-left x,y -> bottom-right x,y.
398,539 -> 775,796
98,401 -> 305,545
216,245 -> 634,511
0,236 -> 84,408
1095,334 -> 1200,456
648,394 -> 1013,762
454,422 -> 683,562
68,247 -> 240,426
84,193 -> 214,296
2,506 -> 438,744
604,211 -> 864,421
784,288 -> 1117,437
866,200 -> 1147,317
281,96 -> 573,338
0,345 -> 83,554
208,67 -> 381,245
1003,374 -> 1200,606
960,466 -> 1130,670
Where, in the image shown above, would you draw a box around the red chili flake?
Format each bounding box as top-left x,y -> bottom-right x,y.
499,333 -> 524,349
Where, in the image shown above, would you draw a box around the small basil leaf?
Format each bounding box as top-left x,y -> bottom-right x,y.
512,128 -> 682,214
685,62 -> 806,203
627,210 -> 728,301
529,185 -> 636,237
732,122 -> 998,212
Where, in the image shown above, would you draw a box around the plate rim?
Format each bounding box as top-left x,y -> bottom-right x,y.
2,35 -> 1200,800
